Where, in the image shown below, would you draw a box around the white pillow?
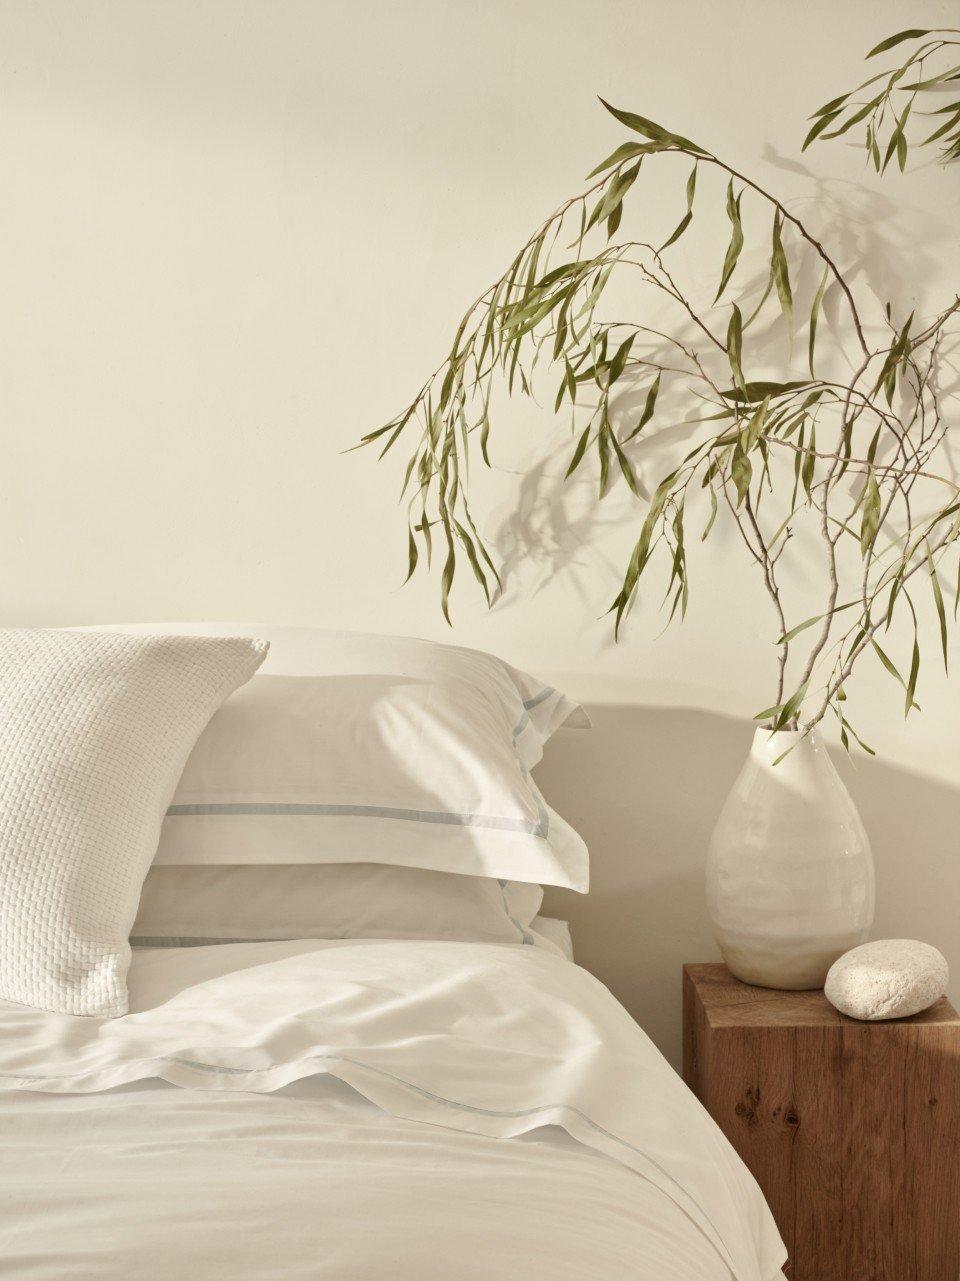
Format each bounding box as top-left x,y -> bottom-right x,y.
131,864 -> 544,947
0,629 -> 267,1016
98,626 -> 590,892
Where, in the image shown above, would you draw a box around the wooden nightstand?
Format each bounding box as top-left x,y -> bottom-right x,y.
683,963 -> 960,1281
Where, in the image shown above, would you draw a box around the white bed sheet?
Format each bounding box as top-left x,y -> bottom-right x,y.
4,1079 -> 762,1281
529,912 -> 574,959
0,938 -> 786,1281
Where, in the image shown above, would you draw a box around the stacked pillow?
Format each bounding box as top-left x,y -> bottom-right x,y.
150,627 -> 589,888
1,625 -> 589,1016
131,864 -> 545,948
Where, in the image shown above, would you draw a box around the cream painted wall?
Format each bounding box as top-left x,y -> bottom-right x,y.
0,0 -> 957,1062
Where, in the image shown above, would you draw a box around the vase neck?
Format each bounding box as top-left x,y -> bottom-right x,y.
751,726 -> 819,763
748,727 -> 837,788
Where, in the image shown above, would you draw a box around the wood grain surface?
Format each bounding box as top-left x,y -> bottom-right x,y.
683,963 -> 960,1281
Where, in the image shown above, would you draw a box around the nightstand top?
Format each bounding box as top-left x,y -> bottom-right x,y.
684,962 -> 960,1029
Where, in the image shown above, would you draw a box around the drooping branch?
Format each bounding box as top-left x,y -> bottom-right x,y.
361,67 -> 960,747
804,28 -> 960,168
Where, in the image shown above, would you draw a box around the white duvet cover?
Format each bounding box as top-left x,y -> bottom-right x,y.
0,939 -> 786,1281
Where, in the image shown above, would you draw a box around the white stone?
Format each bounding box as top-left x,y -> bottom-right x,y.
824,939 -> 949,1021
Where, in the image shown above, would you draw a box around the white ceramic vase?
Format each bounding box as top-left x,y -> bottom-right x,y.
706,728 -> 875,990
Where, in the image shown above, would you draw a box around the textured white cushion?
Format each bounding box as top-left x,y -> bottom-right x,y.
131,863 -> 544,947
0,629 -> 267,1016
94,626 -> 590,891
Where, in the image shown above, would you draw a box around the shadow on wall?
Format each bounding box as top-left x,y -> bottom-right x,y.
537,705 -> 960,1069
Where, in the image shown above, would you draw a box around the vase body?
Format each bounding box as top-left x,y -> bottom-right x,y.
706,728 -> 874,990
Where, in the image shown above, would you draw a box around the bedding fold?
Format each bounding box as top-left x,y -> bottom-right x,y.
0,938 -> 785,1281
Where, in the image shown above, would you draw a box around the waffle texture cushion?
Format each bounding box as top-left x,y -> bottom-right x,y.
0,629 -> 268,1016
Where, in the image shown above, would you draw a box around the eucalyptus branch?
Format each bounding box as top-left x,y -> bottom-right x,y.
362,34 -> 959,745
695,154 -> 870,358
805,28 -> 960,168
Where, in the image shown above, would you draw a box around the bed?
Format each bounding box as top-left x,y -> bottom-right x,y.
0,625 -> 786,1280
0,934 -> 786,1280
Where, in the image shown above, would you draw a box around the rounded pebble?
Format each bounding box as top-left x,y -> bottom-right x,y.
824,939 -> 948,1021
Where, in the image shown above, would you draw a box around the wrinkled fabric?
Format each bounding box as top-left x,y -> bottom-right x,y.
1,939 -> 786,1280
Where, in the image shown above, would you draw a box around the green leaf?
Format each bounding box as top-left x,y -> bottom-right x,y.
865,424 -> 881,466
622,371 -> 661,441
501,288 -> 568,338
742,395 -> 770,452
871,311 -> 914,405
701,485 -> 719,541
859,469 -> 881,555
905,636 -> 920,717
609,424 -> 640,496
881,102 -> 913,173
927,98 -> 960,115
714,182 -> 744,302
419,509 -> 432,567
565,358 -> 577,405
882,128 -> 898,173
597,420 -> 611,498
565,425 -> 592,478
606,334 -> 635,387
923,106 -> 960,145
753,701 -> 783,723
479,416 -> 492,467
773,682 -> 808,730
926,542 -> 949,673
819,98 -> 882,140
731,441 -> 752,507
660,163 -> 697,250
586,162 -> 640,233
871,635 -> 902,686
586,141 -> 650,178
357,400 -> 419,455
399,449 -> 419,499
871,639 -> 920,711
808,268 -> 829,377
865,28 -> 929,58
403,527 -> 419,584
360,419 -> 401,446
801,422 -> 816,501
810,92 -> 851,118
597,98 -> 708,155
901,65 -> 960,91
439,516 -> 456,627
720,379 -> 812,403
770,212 -> 793,334
835,709 -> 876,756
776,599 -> 857,644
609,467 -> 678,637
536,261 -> 587,289
755,682 -> 808,730
776,614 -> 823,647
726,304 -> 745,394
453,519 -> 493,606
802,109 -> 844,150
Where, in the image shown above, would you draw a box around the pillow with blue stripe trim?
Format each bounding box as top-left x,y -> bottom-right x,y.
131,863 -> 544,948
89,626 -> 590,892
